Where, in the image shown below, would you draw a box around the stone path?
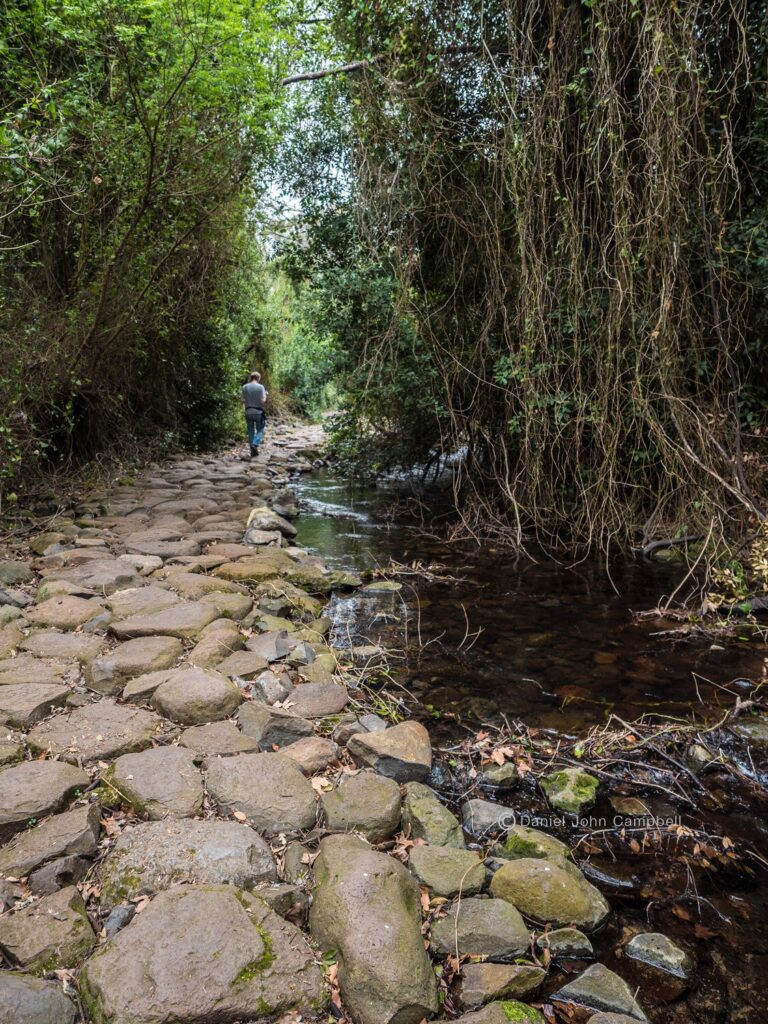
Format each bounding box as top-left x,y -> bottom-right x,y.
0,425 -> 673,1023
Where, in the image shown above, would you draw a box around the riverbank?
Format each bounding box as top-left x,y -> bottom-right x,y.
0,425 -> 765,1024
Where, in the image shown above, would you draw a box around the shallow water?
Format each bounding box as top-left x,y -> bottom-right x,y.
294,469 -> 768,1024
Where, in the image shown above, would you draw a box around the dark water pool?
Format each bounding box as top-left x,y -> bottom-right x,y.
293,469 -> 768,1024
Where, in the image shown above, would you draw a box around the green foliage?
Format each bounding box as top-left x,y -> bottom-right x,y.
0,0 -> 288,495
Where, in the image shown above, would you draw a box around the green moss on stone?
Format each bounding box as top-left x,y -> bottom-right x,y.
500,1000 -> 546,1023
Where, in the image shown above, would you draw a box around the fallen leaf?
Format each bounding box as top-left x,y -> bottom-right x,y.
233,811 -> 248,822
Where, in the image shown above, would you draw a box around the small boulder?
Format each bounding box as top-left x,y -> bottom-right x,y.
402,781 -> 465,847
0,885 -> 95,973
281,735 -> 339,774
109,747 -> 204,819
206,752 -> 317,834
237,701 -> 313,748
0,970 -> 77,1024
430,897 -> 530,960
489,859 -> 610,932
179,720 -> 258,756
105,586 -> 180,620
310,834 -> 439,1024
348,720 -> 432,782
151,667 -> 243,724
321,772 -> 402,842
287,681 -> 348,717
480,762 -> 519,790
538,926 -> 593,959
460,963 -> 545,1009
409,845 -> 486,898
463,799 -> 514,836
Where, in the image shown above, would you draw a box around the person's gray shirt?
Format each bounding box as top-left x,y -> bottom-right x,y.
242,382 -> 266,410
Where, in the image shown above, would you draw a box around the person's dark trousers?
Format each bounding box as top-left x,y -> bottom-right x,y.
245,410 -> 266,453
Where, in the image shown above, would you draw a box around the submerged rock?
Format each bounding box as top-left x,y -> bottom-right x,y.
79,886 -> 323,1024
541,767 -> 599,815
552,964 -> 648,1021
624,931 -> 692,996
309,834 -> 439,1024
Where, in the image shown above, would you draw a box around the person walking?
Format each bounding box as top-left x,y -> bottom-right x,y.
241,371 -> 268,457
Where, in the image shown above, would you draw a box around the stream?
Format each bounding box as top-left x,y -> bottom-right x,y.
294,469 -> 768,1024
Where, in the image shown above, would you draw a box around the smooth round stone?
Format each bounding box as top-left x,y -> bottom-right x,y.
489,859 -> 610,932
150,667 -> 243,724
287,682 -> 349,718
0,970 -> 77,1024
321,772 -> 402,842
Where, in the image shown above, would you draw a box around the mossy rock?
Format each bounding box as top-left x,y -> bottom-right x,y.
540,767 -> 598,815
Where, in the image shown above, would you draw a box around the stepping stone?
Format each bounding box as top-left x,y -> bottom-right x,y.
0,761 -> 89,841
0,656 -> 74,686
20,632 -> 105,664
430,897 -> 530,960
216,649 -> 269,679
288,681 -> 348,718
402,781 -> 465,848
0,970 -> 77,1024
27,596 -> 103,630
348,720 -> 432,783
462,799 -> 515,836
491,824 -> 580,875
551,964 -> 648,1021
198,591 -> 253,620
460,963 -> 545,1009
244,630 -> 294,661
0,885 -> 96,973
111,601 -> 219,639
187,622 -> 243,668
122,669 -> 175,703
108,747 -> 203,819
98,819 -> 277,910
123,536 -> 201,558
281,736 -> 339,774
321,772 -> 402,842
0,560 -> 34,586
79,885 -> 323,1024
214,555 -> 293,584
27,700 -> 164,763
489,859 -> 610,932
151,667 -> 243,724
237,702 -> 313,749
179,720 -> 259,756
105,586 -> 180,619
206,752 -> 317,834
44,559 -> 141,594
408,845 -> 486,898
310,834 -> 438,1024
0,683 -> 70,727
165,572 -> 249,599
88,636 -> 183,694
0,803 -> 100,876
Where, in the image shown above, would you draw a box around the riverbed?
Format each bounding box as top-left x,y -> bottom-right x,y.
294,468 -> 768,1024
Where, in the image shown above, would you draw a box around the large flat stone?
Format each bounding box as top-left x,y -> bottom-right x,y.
348,720 -> 432,782
215,649 -> 269,679
0,970 -> 77,1024
310,834 -> 438,1024
20,632 -> 105,664
288,681 -> 349,718
27,700 -> 163,763
151,667 -> 243,724
79,886 -> 323,1024
98,819 -> 277,910
0,761 -> 89,841
0,683 -> 70,727
105,586 -> 180,620
0,803 -> 100,876
44,559 -> 141,594
206,752 -> 317,834
110,601 -> 219,639
27,596 -> 103,630
109,747 -> 203,819
0,885 -> 96,973
178,720 -> 258,756
88,636 -> 183,694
